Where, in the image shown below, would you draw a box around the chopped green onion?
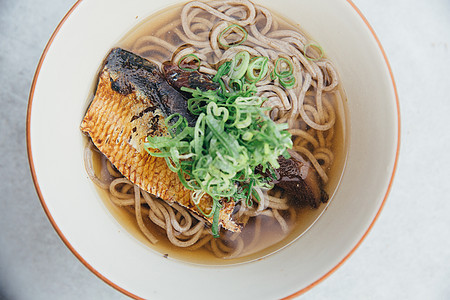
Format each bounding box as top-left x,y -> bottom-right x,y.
280,75 -> 296,89
246,179 -> 255,207
229,78 -> 243,91
271,57 -> 296,89
270,70 -> 277,80
246,56 -> 269,82
274,57 -> 293,78
230,51 -> 250,80
213,61 -> 231,82
194,197 -> 215,219
211,202 -> 222,238
178,54 -> 201,72
144,51 -> 295,236
304,42 -> 324,61
218,24 -> 248,48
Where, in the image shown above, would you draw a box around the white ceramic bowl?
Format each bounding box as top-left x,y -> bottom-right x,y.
27,0 -> 400,298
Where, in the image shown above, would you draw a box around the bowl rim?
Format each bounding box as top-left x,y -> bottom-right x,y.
26,0 -> 400,298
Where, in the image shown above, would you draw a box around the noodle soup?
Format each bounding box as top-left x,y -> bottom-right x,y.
83,0 -> 348,265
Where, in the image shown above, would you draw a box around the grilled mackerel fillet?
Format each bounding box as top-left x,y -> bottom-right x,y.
81,48 -> 239,232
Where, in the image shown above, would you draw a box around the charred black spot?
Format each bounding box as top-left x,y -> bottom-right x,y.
147,115 -> 161,135
130,106 -> 158,122
110,75 -> 133,95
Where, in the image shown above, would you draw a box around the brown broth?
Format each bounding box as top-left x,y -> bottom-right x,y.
88,1 -> 349,265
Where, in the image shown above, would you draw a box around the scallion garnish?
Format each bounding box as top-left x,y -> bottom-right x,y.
218,24 -> 248,48
144,51 -> 294,237
304,42 -> 324,61
246,56 -> 269,83
279,75 -> 296,89
229,78 -> 244,91
274,57 -> 294,78
230,50 -> 250,80
213,61 -> 231,82
271,57 -> 296,89
178,53 -> 201,71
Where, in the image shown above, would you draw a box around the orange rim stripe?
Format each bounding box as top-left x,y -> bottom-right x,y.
26,1 -> 400,299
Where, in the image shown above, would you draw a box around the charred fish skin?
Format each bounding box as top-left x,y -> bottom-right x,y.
105,48 -> 196,126
258,155 -> 327,208
162,62 -> 219,96
274,156 -> 327,208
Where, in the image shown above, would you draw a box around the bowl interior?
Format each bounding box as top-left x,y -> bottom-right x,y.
28,0 -> 399,298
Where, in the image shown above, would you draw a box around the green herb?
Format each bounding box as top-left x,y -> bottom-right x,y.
279,75 -> 296,89
218,24 -> 248,48
230,51 -> 250,79
212,61 -> 231,82
304,42 -> 324,61
246,56 -> 269,83
271,57 -> 296,89
178,54 -> 201,72
274,57 -> 293,78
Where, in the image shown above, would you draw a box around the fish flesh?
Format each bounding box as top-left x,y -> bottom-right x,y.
81,48 -> 239,232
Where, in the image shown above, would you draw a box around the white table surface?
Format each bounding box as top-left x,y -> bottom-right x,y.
1,0 -> 449,299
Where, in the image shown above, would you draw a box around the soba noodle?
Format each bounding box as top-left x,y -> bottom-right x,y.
85,0 -> 345,260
